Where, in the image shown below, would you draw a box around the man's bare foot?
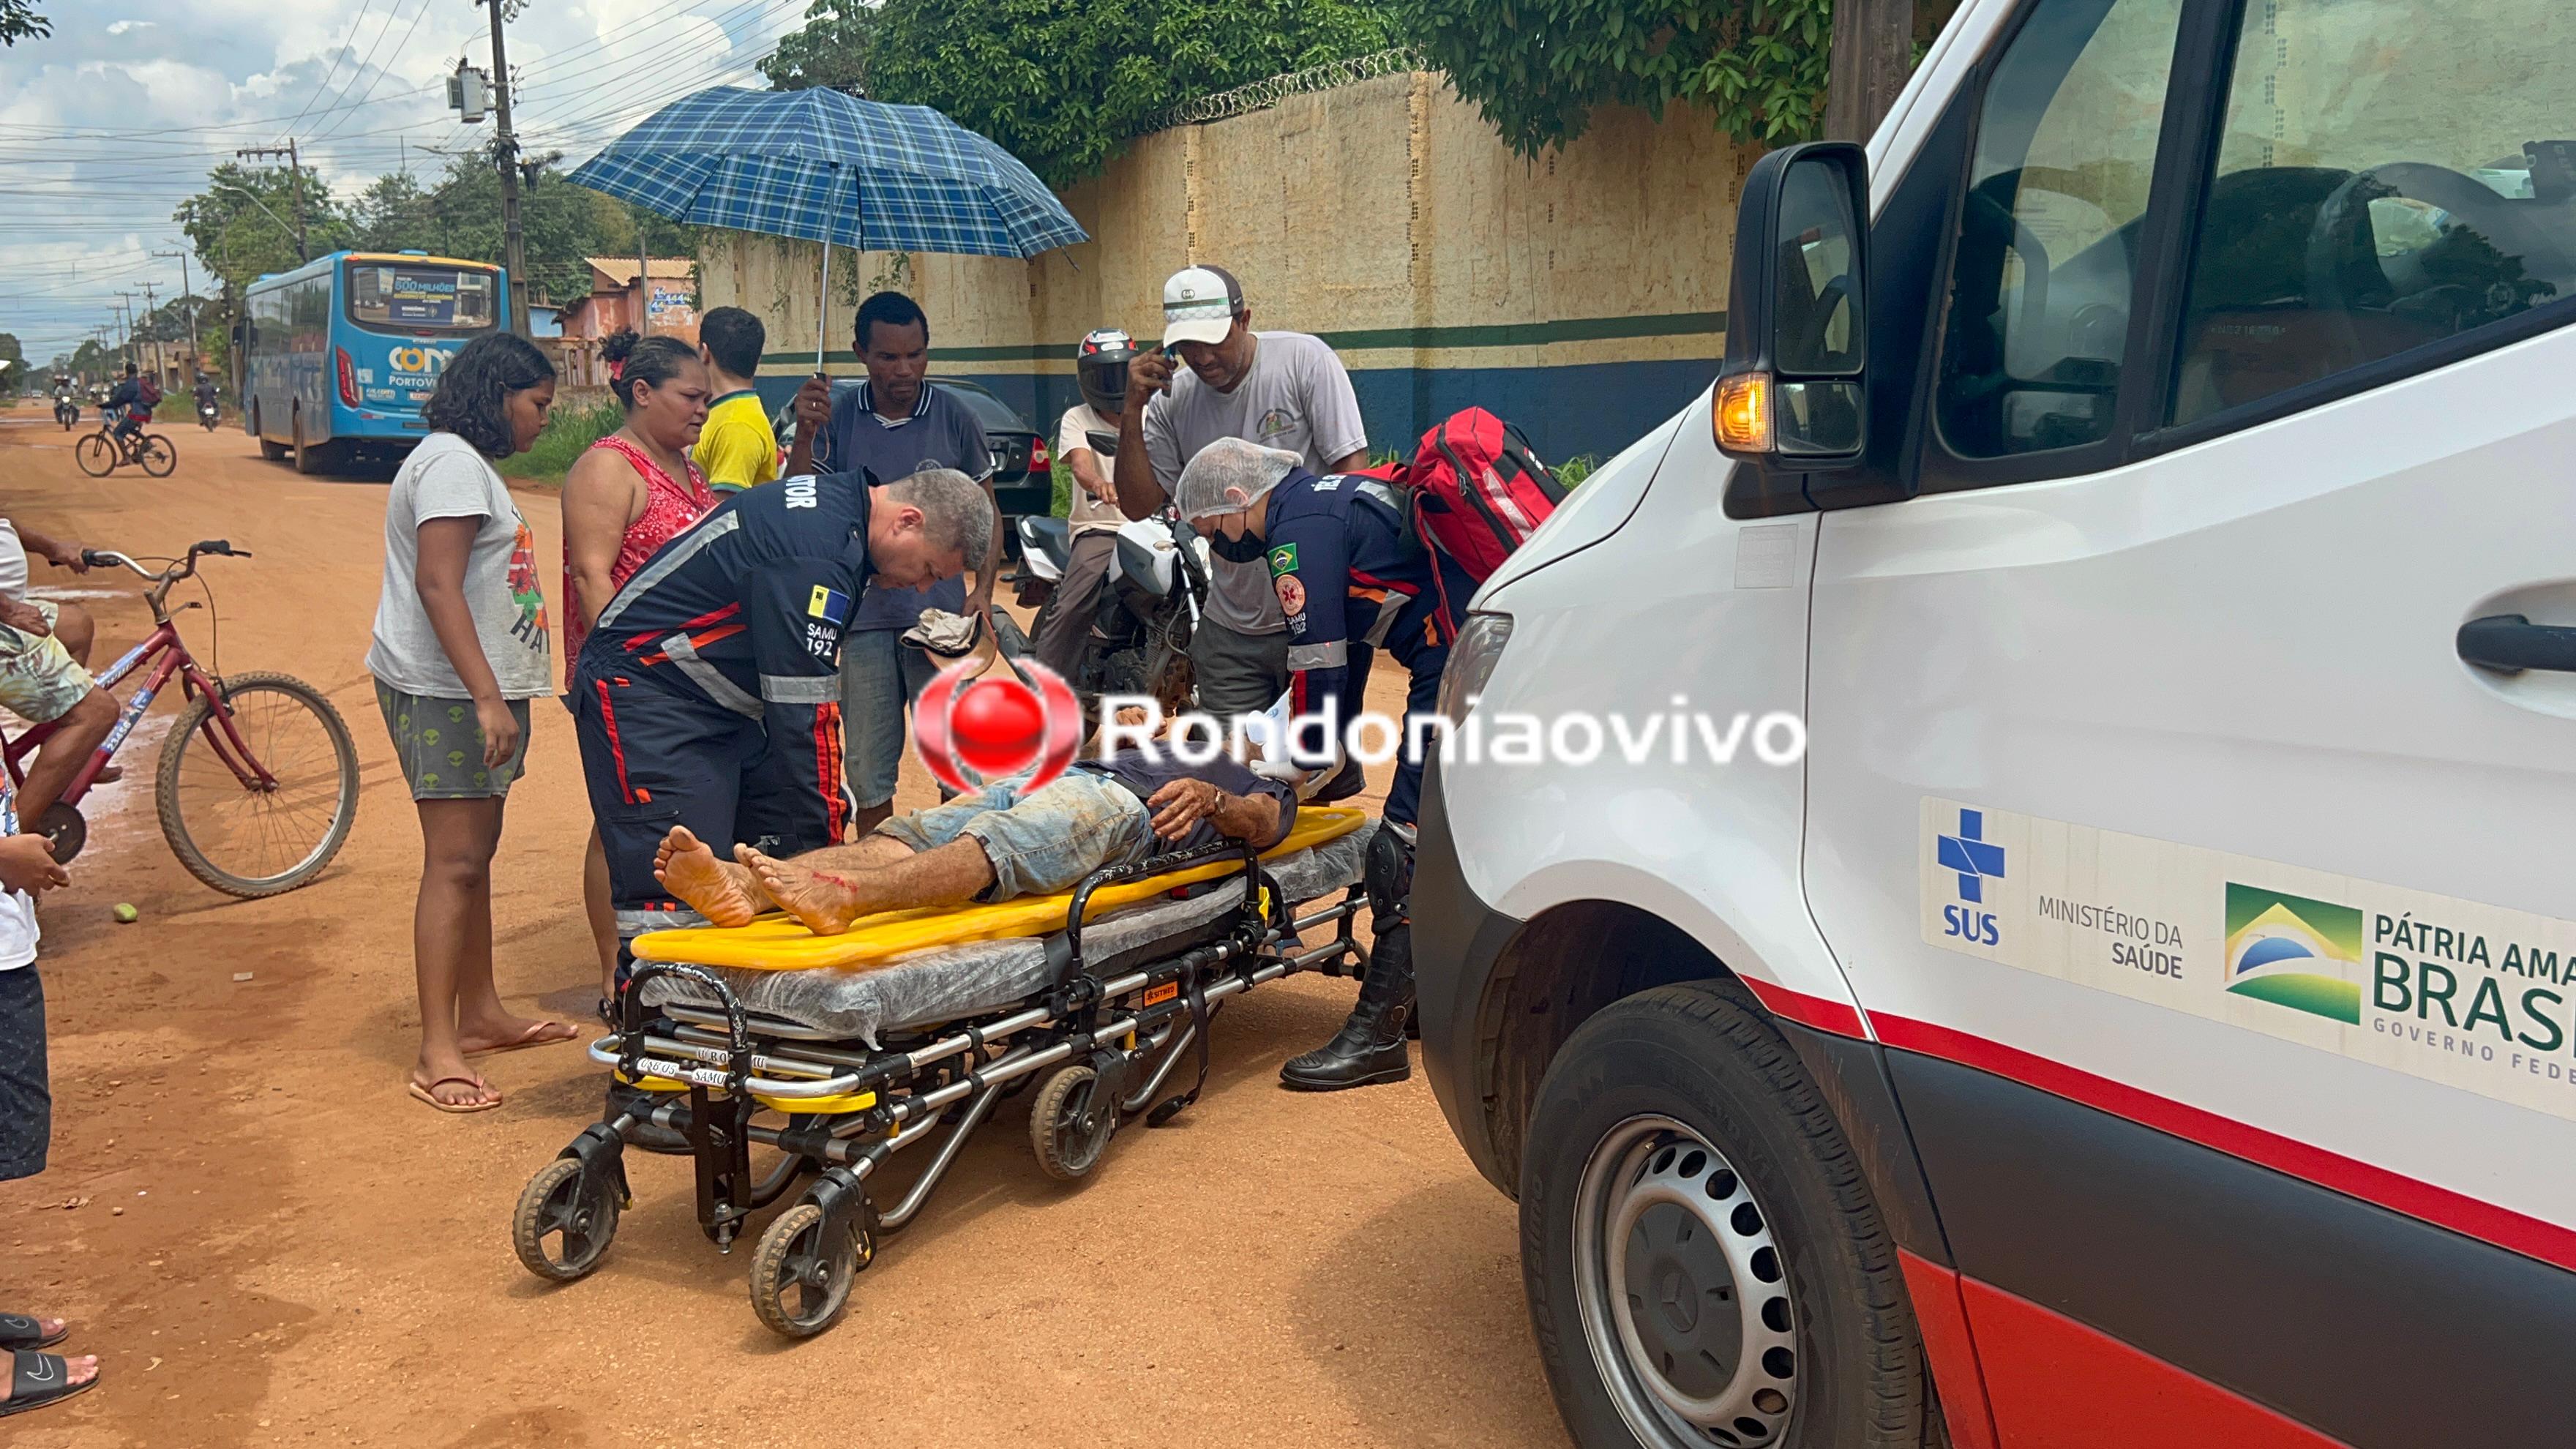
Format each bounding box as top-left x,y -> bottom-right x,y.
654,825 -> 765,927
737,845 -> 869,935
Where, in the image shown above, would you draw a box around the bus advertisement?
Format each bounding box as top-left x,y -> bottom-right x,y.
241,250 -> 506,473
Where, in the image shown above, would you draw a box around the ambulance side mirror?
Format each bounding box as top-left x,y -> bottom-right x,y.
1712,141 -> 1870,471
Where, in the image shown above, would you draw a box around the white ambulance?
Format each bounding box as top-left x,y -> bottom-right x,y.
1411,0 -> 2576,1444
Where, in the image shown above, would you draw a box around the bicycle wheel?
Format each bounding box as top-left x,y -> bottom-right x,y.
156,671 -> 359,897
74,433 -> 116,477
138,435 -> 177,477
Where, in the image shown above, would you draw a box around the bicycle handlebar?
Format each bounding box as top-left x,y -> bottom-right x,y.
80,539 -> 250,579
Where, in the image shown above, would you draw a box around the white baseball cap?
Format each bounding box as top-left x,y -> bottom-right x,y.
1161,264 -> 1246,348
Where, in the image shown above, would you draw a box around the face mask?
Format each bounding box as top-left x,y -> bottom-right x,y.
1207,528 -> 1271,564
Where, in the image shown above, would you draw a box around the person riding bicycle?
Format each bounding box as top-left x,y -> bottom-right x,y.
103,364 -> 151,449
1174,436 -> 1475,1093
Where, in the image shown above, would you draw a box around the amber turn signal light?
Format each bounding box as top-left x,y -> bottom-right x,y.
1714,372 -> 1772,454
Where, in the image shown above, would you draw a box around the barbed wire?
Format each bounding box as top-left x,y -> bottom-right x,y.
1139,47 -> 1430,135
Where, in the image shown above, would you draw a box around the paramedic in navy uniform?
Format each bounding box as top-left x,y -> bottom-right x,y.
1174,438 -> 1473,1093
571,465 -> 992,1014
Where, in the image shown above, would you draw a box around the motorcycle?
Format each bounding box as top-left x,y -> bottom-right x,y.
54,397 -> 78,430
1015,505 -> 1208,719
197,400 -> 220,432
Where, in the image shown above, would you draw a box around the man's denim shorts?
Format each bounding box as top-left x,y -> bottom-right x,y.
876,767 -> 1154,900
839,629 -> 938,810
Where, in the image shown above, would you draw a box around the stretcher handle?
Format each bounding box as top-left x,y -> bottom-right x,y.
1060,836 -> 1256,979
622,962 -> 753,1090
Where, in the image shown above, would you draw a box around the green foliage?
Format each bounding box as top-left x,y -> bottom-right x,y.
0,333 -> 23,392
1,0 -> 48,45
1394,0 -> 1832,155
175,162 -> 356,297
1554,453 -> 1600,485
498,397 -> 625,484
762,0 -> 1399,187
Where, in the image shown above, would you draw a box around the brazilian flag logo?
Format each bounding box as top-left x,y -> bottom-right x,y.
1266,542 -> 1298,576
2224,883 -> 2364,1023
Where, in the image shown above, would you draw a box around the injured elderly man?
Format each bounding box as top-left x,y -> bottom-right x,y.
652,736 -> 1299,936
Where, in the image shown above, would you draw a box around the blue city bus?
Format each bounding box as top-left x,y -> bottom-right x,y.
240,250 -> 508,472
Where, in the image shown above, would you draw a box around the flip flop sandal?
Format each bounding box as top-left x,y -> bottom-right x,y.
0,1350 -> 97,1418
407,1076 -> 502,1114
463,1022 -> 580,1058
0,1315 -> 65,1351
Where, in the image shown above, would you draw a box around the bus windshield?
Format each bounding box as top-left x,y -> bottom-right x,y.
345,263 -> 498,334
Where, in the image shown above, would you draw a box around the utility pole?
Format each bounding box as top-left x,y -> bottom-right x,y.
154,249 -> 199,373
482,0 -> 531,337
141,280 -> 161,384
114,293 -> 136,367
637,207 -> 652,337
234,141 -> 310,263
1824,0 -> 1914,143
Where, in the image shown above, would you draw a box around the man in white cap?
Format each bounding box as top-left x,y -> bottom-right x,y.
1113,265 -> 1368,716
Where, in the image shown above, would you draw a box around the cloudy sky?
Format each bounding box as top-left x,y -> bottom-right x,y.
0,0 -> 817,364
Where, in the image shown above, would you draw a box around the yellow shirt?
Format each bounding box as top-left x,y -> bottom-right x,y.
692,389 -> 779,493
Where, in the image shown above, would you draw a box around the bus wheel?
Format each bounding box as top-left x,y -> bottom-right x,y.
292,414 -> 325,476
255,405 -> 287,463
1521,982 -> 1933,1448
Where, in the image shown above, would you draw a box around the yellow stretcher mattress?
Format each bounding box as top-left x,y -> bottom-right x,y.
632,807 -> 1368,972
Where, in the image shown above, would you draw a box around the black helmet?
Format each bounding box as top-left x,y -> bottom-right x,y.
1076,327 -> 1137,416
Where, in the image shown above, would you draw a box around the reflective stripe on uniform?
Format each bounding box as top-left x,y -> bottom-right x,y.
662,632 -> 763,717
1287,640 -> 1347,671
1360,603 -> 1404,648
596,512 -> 741,632
760,673 -> 838,704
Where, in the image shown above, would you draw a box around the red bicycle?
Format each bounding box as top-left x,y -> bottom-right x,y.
4,541 -> 359,896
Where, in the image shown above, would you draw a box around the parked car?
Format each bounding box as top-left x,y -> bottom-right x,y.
769,375 -> 1052,525
1415,0 -> 2576,1445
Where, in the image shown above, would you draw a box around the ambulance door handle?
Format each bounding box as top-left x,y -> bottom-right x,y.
2457,614 -> 2576,675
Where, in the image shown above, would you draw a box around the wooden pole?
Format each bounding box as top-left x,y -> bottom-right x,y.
1824,0 -> 1915,143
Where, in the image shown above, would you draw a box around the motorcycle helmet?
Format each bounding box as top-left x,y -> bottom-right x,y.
1075,328 -> 1138,416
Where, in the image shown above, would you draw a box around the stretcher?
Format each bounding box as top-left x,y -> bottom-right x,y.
510,809 -> 1375,1338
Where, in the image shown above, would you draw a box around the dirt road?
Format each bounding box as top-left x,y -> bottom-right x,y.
0,405 -> 1566,1448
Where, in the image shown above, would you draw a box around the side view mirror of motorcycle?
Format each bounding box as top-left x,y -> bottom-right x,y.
1712,141 -> 1871,473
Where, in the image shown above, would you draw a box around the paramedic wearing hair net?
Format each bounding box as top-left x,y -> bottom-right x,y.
1175,438 -> 1475,1093
1113,266 -> 1370,717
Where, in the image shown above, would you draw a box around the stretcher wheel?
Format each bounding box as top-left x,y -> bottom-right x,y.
749,1202 -> 862,1338
512,1158 -> 620,1282
1030,1063 -> 1115,1181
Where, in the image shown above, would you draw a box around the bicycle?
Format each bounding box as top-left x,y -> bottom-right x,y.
4,541 -> 360,896
75,417 -> 176,479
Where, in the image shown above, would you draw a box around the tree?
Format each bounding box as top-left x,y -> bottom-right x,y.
1,0 -> 48,46
0,334 -> 23,394
763,0 -> 1399,187
1396,0 -> 1832,156
760,1 -> 876,93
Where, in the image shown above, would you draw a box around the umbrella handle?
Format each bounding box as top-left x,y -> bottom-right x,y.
813,236 -> 832,465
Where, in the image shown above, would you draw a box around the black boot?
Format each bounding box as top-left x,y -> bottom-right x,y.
1281,924 -> 1415,1090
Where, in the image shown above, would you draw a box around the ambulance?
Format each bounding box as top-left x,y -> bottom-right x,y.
1412,0 -> 2576,1443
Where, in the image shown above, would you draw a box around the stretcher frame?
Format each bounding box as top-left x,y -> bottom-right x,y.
510,832 -> 1368,1337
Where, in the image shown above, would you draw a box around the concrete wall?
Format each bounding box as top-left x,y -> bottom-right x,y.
703,71 -> 1755,467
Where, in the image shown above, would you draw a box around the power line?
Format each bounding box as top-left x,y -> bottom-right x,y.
306,0 -> 416,143
280,0 -> 378,138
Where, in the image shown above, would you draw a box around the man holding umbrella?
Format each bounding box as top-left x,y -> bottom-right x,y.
781,291 -> 1004,836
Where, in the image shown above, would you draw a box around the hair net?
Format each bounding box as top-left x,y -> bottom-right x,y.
1174,437 -> 1302,520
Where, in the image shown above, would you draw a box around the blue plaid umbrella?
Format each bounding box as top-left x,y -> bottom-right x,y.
569,85 -> 1086,362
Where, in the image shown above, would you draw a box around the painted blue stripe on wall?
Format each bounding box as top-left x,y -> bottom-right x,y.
754,357 -> 1719,473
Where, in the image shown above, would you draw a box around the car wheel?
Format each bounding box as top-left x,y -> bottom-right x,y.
1522,981 -> 1930,1449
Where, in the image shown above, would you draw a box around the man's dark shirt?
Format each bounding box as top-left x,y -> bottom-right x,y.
821,381 -> 991,630
1074,747 -> 1297,855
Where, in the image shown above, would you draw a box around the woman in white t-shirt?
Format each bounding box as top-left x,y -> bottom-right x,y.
366,333 -> 571,1114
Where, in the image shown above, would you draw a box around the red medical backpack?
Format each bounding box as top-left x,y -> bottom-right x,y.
1399,406 -> 1566,586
